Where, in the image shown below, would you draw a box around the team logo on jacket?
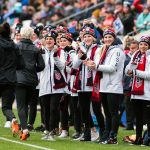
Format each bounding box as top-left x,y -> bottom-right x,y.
55,71 -> 61,80
87,71 -> 92,78
135,77 -> 142,88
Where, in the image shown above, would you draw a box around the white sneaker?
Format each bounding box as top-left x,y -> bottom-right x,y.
91,130 -> 99,141
4,121 -> 11,128
58,130 -> 68,138
73,133 -> 84,141
41,134 -> 55,141
47,135 -> 56,141
143,125 -> 147,131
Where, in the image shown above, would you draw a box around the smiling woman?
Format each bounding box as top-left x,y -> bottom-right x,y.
92,28 -> 125,144
125,35 -> 150,146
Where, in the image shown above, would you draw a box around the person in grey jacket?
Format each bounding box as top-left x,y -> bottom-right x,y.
125,36 -> 150,146
15,26 -> 45,140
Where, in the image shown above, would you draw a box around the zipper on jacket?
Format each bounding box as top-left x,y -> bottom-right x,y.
49,52 -> 53,93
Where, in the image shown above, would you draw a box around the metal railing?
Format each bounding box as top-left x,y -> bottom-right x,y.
51,1 -> 104,26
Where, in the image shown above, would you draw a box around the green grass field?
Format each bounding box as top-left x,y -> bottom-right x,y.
0,109 -> 149,150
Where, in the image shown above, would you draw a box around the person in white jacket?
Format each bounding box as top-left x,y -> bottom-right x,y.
86,28 -> 125,144
58,33 -> 76,138
125,35 -> 150,146
73,27 -> 105,141
39,31 -> 67,141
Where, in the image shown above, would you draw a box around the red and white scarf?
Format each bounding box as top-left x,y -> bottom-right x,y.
53,48 -> 67,89
72,45 -> 97,93
131,50 -> 146,95
91,46 -> 108,102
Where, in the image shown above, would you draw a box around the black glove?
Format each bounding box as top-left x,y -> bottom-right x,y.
64,46 -> 73,53
80,53 -> 87,60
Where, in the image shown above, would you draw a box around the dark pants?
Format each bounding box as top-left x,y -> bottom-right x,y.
28,89 -> 39,126
124,93 -> 134,127
132,99 -> 150,138
0,84 -> 16,121
41,94 -> 62,132
71,96 -> 82,133
16,85 -> 35,130
78,92 -> 105,132
92,100 -> 105,132
101,93 -> 122,138
39,97 -> 45,125
78,92 -> 93,129
60,94 -> 70,130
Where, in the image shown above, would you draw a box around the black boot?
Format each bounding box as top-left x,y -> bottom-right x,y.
99,130 -> 109,143
131,137 -> 143,145
80,128 -> 91,141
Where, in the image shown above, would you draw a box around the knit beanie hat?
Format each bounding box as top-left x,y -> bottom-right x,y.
56,26 -> 69,33
44,31 -> 58,41
83,27 -> 95,38
139,36 -> 150,47
34,25 -> 43,37
60,33 -> 73,42
103,28 -> 116,38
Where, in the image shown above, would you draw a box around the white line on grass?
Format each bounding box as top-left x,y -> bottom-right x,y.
0,137 -> 54,150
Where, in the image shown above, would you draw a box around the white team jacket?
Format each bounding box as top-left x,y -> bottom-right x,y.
73,44 -> 101,92
125,49 -> 150,101
97,45 -> 125,94
39,47 -> 67,97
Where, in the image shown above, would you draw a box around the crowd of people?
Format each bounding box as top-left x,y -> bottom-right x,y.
0,0 -> 150,147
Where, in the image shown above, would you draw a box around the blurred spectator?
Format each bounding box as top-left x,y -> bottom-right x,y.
20,6 -> 35,23
114,0 -> 123,18
99,7 -> 115,29
135,5 -> 150,32
120,1 -> 135,35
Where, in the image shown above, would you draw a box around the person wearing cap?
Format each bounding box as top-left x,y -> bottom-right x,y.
15,26 -> 45,140
72,27 -> 105,141
32,25 -> 43,48
56,26 -> 69,46
39,32 -> 67,141
0,22 -> 24,135
61,31 -> 83,139
125,36 -> 150,146
58,32 -> 77,138
86,28 -> 125,144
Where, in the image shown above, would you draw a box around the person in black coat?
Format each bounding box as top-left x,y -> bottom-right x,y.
15,26 -> 45,140
0,22 -> 24,131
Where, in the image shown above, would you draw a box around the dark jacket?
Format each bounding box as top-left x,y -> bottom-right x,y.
16,39 -> 45,87
120,12 -> 134,35
0,36 -> 24,85
123,53 -> 132,92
